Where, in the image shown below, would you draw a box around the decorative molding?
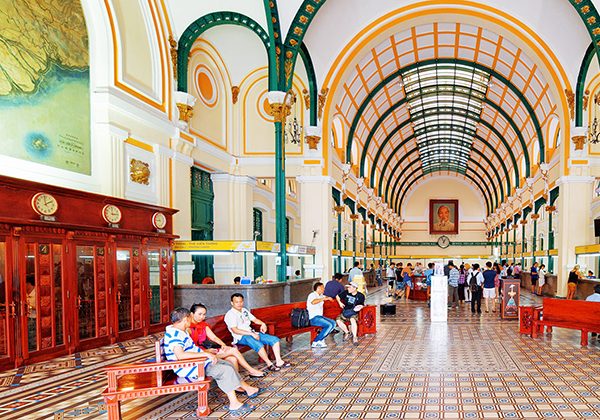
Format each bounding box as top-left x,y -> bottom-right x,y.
295,175 -> 335,185
555,175 -> 595,185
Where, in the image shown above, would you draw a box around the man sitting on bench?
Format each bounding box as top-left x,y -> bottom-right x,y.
225,293 -> 291,372
165,307 -> 262,415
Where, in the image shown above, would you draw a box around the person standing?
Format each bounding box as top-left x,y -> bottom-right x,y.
447,262 -> 459,308
567,265 -> 581,300
386,262 -> 396,296
482,262 -> 497,313
537,264 -> 546,296
306,282 -> 336,348
324,273 -> 345,298
464,263 -> 472,303
469,264 -> 484,314
457,264 -> 467,304
348,261 -> 363,283
530,262 -> 539,294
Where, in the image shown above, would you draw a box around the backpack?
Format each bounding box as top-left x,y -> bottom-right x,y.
469,272 -> 479,292
291,308 -> 310,328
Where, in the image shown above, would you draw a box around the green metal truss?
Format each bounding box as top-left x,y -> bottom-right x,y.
568,1 -> 600,64
348,59 -> 544,173
298,43 -> 318,125
576,42 -> 596,126
177,12 -> 272,92
360,85 -> 531,180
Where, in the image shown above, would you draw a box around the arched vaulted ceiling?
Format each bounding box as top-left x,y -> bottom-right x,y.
336,22 -> 557,216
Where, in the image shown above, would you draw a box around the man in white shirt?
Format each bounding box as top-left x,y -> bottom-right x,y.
348,261 -> 363,282
224,293 -> 290,372
306,282 -> 336,348
586,284 -> 600,302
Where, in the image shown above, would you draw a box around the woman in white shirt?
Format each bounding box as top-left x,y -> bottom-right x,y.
536,264 -> 546,296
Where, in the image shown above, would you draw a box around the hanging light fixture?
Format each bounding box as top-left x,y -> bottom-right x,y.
588,92 -> 600,144
284,92 -> 303,145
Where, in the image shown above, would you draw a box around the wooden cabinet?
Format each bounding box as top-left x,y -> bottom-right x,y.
0,175 -> 177,370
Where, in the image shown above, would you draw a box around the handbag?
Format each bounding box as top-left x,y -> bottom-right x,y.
290,308 -> 310,328
200,339 -> 221,349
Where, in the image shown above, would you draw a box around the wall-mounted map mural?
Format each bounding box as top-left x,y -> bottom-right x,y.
0,0 -> 90,175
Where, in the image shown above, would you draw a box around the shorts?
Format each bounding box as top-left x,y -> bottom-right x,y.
568,282 -> 577,293
336,312 -> 358,322
483,287 -> 496,298
396,281 -> 406,290
237,333 -> 280,352
531,276 -> 538,286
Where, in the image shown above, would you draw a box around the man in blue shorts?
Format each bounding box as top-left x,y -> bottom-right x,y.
225,293 -> 291,372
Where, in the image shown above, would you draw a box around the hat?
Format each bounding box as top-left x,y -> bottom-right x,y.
347,281 -> 359,289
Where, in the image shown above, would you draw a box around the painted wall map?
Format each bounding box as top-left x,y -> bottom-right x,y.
0,0 -> 90,174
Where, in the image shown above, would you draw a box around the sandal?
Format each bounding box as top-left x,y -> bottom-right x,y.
267,364 -> 281,372
225,402 -> 256,415
247,387 -> 267,399
249,372 -> 266,378
276,361 -> 292,369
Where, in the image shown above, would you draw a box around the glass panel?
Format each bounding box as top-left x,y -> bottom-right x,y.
52,244 -> 63,346
0,242 -> 7,358
77,246 -> 96,340
148,250 -> 161,325
25,244 -> 38,352
117,249 -> 132,332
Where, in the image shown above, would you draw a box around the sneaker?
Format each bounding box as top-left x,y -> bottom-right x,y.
342,333 -> 351,341
311,341 -> 321,348
318,341 -> 328,348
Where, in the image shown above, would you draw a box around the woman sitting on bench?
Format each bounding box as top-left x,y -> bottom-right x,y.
189,303 -> 266,378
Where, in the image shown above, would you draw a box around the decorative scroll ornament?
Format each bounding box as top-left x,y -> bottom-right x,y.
341,163 -> 352,195
333,205 -> 345,214
176,103 -> 194,123
305,126 -> 321,150
350,214 -> 360,221
572,135 -> 586,150
231,86 -> 240,104
318,87 -> 329,119
302,89 -> 310,110
169,36 -> 177,78
565,88 -> 575,120
130,159 -> 150,185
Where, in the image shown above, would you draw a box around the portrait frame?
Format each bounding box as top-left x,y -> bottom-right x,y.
429,199 -> 459,235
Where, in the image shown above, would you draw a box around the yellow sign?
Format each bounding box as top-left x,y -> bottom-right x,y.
549,249 -> 558,256
575,244 -> 600,255
533,250 -> 547,257
286,244 -> 316,255
256,241 -> 280,252
173,240 -> 255,252
340,250 -> 354,257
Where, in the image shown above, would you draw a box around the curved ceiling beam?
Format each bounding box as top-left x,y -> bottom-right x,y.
576,42 -> 596,126
370,110 -> 519,191
348,58 -> 544,167
384,144 -> 505,210
298,43 -> 318,125
362,87 -> 530,180
388,153 -> 499,214
282,0 -> 328,90
177,12 -> 271,92
396,166 -> 493,216
568,1 -> 600,63
262,1 -> 282,90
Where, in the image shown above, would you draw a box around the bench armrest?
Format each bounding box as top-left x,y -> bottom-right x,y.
104,357 -> 207,391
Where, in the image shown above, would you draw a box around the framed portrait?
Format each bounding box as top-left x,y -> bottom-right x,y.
429,199 -> 459,235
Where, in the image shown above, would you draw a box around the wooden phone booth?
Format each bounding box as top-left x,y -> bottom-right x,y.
0,175 -> 176,370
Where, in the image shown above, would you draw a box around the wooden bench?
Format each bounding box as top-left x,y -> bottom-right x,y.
322,300 -> 377,336
253,302 -> 320,344
532,298 -> 600,346
102,340 -> 211,419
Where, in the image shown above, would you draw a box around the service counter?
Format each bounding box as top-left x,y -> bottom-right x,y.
174,278 -> 319,316
575,278 -> 600,300
520,271 -> 558,297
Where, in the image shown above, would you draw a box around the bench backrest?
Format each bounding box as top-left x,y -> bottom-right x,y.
204,314 -> 234,345
252,302 -> 308,329
543,298 -> 600,325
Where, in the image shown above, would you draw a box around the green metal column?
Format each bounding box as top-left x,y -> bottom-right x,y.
548,211 -> 554,272
363,221 -> 367,268
521,223 -> 526,268
532,218 -> 538,264
275,119 -> 287,282
513,226 -> 517,261
337,212 -> 342,273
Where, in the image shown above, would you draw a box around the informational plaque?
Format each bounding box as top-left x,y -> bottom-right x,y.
430,274 -> 448,323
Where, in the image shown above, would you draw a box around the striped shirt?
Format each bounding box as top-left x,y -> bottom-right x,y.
164,325 -> 209,378
448,268 -> 459,287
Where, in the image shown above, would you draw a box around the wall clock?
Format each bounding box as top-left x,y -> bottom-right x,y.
102,204 -> 122,224
152,212 -> 167,229
31,192 -> 58,216
437,235 -> 451,249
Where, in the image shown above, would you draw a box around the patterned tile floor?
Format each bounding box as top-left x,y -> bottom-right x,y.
1,289 -> 599,419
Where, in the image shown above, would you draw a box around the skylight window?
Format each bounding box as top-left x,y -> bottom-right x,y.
401,63 -> 491,173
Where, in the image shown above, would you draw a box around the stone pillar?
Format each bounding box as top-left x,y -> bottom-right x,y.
555,175 -> 594,296
211,174 -> 256,284
297,175 -> 335,282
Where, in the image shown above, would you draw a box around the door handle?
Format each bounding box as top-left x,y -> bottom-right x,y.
117,291 -> 122,304
8,302 -> 16,318
77,296 -> 82,309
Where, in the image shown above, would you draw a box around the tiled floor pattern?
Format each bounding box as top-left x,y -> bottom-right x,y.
0,290 -> 599,419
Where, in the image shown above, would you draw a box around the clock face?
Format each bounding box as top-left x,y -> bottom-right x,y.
152,212 -> 167,229
102,204 -> 122,224
31,193 -> 58,216
437,235 -> 451,249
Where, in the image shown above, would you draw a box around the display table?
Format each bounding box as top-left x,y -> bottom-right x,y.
409,276 -> 428,301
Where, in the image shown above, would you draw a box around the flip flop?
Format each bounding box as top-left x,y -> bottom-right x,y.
249,372 -> 267,378
267,364 -> 281,372
276,361 -> 292,369
225,402 -> 256,415
247,387 -> 267,399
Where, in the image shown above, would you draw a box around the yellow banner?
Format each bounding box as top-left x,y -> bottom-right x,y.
533,250 -> 547,257
549,249 -> 558,256
575,244 -> 600,255
256,241 -> 280,252
173,240 -> 255,252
